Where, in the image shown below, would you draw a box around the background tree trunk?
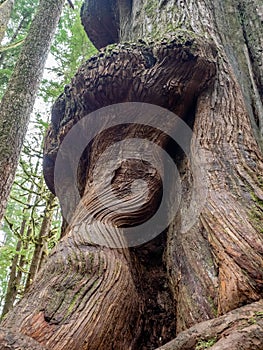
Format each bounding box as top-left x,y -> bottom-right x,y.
0,0 -> 65,222
24,193 -> 56,291
1,1 -> 263,349
0,0 -> 14,44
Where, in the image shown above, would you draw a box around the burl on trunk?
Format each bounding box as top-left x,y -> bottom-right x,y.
1,0 -> 263,349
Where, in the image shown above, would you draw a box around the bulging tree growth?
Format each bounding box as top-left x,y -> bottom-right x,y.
0,1 -> 263,349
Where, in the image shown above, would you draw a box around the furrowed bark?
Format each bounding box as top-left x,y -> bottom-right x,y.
25,193 -> 56,291
117,0 -> 263,334
1,1 -> 263,349
0,327 -> 46,350
2,233 -> 142,349
2,36 -> 217,349
155,300 -> 263,350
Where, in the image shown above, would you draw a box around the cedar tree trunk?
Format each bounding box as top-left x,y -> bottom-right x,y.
1,1 -> 263,349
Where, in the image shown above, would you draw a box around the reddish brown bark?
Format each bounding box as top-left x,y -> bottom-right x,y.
0,327 -> 46,350
156,300 -> 263,350
1,36 -> 217,350
1,0 -> 263,349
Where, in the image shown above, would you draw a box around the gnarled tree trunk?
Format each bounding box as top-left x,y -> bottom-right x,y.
1,1 -> 263,349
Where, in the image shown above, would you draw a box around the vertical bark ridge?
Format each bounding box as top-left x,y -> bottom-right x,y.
193,60 -> 263,315
120,0 -> 263,332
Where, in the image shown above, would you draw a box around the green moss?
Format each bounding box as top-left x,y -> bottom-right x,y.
248,317 -> 257,324
89,252 -> 94,265
150,27 -> 203,46
196,337 -> 217,349
144,0 -> 158,17
250,190 -> 263,234
257,175 -> 263,187
101,25 -> 205,58
61,281 -> 101,323
207,296 -> 218,317
65,292 -> 80,315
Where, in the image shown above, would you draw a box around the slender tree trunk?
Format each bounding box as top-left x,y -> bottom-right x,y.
1,230 -> 23,319
2,213 -> 34,318
0,0 -> 65,222
1,1 -> 263,349
1,157 -> 43,318
0,0 -> 14,44
25,193 -> 56,290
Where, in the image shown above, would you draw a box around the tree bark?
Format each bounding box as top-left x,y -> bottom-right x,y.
1,232 -> 23,319
155,300 -> 263,350
0,0 -> 65,222
0,327 -> 46,350
25,193 -> 56,290
1,1 -> 263,349
0,0 -> 13,44
1,159 -> 48,318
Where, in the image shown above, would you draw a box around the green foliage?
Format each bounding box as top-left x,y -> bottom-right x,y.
196,338 -> 217,349
144,0 -> 158,16
0,0 -> 38,97
40,0 -> 97,101
248,311 -> 263,325
0,116 -> 61,314
0,0 -> 97,316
